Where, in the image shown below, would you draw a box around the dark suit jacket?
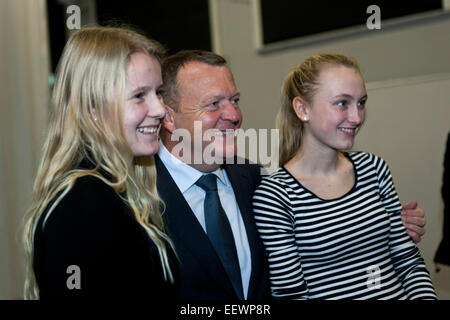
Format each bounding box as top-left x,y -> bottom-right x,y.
34,166 -> 179,299
435,132 -> 450,265
155,155 -> 271,301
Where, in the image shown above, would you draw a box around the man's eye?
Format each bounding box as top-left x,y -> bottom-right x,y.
231,98 -> 240,106
357,99 -> 367,108
207,101 -> 220,108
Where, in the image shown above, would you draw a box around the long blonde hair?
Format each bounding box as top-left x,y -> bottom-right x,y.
277,53 -> 361,166
23,26 -> 174,299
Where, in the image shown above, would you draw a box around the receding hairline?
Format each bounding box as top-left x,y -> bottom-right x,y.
177,60 -> 231,77
160,50 -> 230,112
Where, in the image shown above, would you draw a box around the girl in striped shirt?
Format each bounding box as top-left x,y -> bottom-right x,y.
252,54 -> 436,299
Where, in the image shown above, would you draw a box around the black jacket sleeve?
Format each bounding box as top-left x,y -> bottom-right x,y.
434,132 -> 450,265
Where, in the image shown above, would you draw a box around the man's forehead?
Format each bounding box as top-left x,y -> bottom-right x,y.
177,61 -> 236,95
178,61 -> 231,81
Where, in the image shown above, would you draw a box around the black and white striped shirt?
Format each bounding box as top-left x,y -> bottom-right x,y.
252,152 -> 436,300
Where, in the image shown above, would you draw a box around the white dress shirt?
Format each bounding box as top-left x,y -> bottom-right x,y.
158,141 -> 251,298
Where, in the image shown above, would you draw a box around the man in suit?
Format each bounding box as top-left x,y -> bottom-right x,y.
157,50 -> 269,300
156,50 -> 426,301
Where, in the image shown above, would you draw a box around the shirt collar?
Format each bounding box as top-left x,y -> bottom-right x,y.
158,140 -> 228,193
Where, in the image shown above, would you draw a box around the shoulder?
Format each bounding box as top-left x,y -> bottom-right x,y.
41,175 -> 129,233
252,168 -> 294,214
261,167 -> 295,187
60,175 -> 124,214
254,167 -> 293,198
349,151 -> 393,185
349,151 -> 389,170
224,157 -> 263,183
68,174 -> 119,200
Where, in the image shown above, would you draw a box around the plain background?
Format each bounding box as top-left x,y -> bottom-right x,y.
0,0 -> 449,299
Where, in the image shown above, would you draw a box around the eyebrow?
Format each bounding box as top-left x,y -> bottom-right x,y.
201,92 -> 240,104
128,84 -> 163,96
332,93 -> 368,100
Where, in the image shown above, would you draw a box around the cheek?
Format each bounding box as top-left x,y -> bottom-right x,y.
320,113 -> 343,131
360,109 -> 366,124
123,106 -> 144,131
174,113 -> 195,134
236,109 -> 243,125
197,111 -> 221,130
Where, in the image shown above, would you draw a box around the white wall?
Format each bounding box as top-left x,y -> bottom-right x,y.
211,0 -> 450,298
0,0 -> 50,299
357,75 -> 450,298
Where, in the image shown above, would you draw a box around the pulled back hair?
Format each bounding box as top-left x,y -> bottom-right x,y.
277,53 -> 361,166
161,50 -> 227,111
23,26 -> 174,299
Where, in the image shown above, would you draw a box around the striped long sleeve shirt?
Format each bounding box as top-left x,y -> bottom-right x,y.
252,152 -> 436,300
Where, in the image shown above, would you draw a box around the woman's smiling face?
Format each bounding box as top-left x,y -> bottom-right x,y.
123,52 -> 166,156
303,65 -> 367,151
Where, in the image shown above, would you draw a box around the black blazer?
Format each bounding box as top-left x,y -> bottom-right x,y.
33,171 -> 179,299
155,155 -> 270,301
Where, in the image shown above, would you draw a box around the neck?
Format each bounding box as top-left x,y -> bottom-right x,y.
286,136 -> 344,177
160,136 -> 222,173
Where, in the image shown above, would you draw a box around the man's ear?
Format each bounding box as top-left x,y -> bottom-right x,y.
292,96 -> 309,122
162,106 -> 176,133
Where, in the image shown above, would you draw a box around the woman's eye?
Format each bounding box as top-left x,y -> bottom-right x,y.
133,92 -> 145,100
337,100 -> 347,107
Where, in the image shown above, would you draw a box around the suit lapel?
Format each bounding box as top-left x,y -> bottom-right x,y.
224,164 -> 265,300
155,155 -> 237,296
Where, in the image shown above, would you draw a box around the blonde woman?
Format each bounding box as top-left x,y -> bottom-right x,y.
23,26 -> 178,299
252,54 -> 436,299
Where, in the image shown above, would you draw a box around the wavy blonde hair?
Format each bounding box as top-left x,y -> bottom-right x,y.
23,26 -> 174,299
277,53 -> 361,166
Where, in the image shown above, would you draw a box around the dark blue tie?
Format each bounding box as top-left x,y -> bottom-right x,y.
195,174 -> 244,300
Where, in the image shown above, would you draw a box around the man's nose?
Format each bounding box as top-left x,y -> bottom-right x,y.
221,101 -> 241,124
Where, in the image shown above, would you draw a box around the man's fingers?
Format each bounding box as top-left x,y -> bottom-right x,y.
401,200 -> 418,210
401,208 -> 425,218
403,222 -> 426,236
401,215 -> 426,227
406,230 -> 421,244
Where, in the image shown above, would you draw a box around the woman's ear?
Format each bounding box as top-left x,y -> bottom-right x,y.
162,106 -> 176,133
292,97 -> 309,122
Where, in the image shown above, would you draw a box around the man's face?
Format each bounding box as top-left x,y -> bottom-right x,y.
165,61 -> 242,167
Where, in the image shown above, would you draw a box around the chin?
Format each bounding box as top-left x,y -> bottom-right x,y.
203,139 -> 237,165
219,137 -> 237,159
340,143 -> 355,151
132,145 -> 159,157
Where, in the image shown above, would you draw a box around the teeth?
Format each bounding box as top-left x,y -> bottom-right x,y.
137,127 -> 158,133
214,130 -> 235,136
339,128 -> 356,133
